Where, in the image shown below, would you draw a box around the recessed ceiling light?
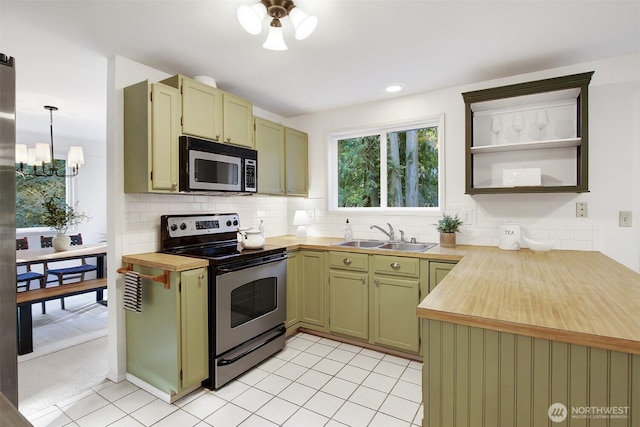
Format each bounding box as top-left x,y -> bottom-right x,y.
385,84 -> 404,93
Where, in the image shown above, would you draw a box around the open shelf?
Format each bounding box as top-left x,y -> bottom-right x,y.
470,138 -> 581,154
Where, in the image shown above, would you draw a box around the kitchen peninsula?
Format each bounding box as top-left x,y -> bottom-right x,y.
416,246 -> 639,427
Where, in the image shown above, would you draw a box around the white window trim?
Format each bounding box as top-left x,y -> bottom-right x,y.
328,114 -> 445,213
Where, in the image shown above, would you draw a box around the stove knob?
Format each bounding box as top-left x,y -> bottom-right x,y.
180,223 -> 187,230
226,220 -> 232,227
233,220 -> 239,226
170,224 -> 178,231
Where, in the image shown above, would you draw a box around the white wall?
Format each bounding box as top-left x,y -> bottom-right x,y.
284,54 -> 640,272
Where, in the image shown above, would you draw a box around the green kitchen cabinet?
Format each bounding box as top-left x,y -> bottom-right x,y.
255,117 -> 285,195
162,75 -> 223,142
428,261 -> 456,293
329,252 -> 369,340
223,93 -> 254,148
124,80 -> 180,193
299,251 -> 327,330
161,74 -> 254,148
254,117 -> 308,196
371,255 -> 421,353
284,127 -> 308,197
285,251 -> 300,329
126,266 -> 208,402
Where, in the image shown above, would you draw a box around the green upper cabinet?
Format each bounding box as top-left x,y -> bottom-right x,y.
255,117 -> 285,195
124,80 -> 180,193
161,75 -> 254,148
162,75 -> 223,142
284,127 -> 309,197
462,71 -> 593,194
223,93 -> 254,148
254,117 -> 309,197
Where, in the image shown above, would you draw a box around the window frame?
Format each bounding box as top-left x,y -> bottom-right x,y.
328,115 -> 445,213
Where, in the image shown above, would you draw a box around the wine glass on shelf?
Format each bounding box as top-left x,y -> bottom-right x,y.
513,113 -> 525,142
490,117 -> 503,145
535,110 -> 549,140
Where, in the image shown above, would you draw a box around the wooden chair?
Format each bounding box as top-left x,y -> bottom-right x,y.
42,233 -> 98,310
17,237 -> 46,313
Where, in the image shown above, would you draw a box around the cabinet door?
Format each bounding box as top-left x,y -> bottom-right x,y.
285,128 -> 308,197
181,78 -> 223,141
329,270 -> 368,340
223,94 -> 253,148
255,118 -> 285,195
286,251 -> 300,329
300,251 -> 325,327
150,83 -> 180,192
372,275 -> 420,353
179,268 -> 209,389
428,261 -> 456,293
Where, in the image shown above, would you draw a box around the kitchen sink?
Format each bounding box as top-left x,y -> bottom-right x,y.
332,240 -> 436,252
333,240 -> 386,248
378,242 -> 436,252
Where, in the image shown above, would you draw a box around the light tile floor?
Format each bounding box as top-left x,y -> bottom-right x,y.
26,332 -> 423,427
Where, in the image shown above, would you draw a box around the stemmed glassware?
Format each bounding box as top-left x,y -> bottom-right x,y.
490,117 -> 503,145
535,110 -> 549,140
513,113 -> 525,142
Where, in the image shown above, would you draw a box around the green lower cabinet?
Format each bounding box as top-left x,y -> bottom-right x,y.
329,270 -> 368,340
428,260 -> 456,292
285,251 -> 300,329
299,251 -> 327,330
126,266 -> 208,402
372,275 -> 420,353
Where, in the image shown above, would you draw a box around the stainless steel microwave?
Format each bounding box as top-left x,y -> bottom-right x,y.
179,136 -> 257,193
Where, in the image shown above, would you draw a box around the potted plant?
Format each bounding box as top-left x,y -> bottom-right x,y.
41,195 -> 89,251
436,213 -> 464,248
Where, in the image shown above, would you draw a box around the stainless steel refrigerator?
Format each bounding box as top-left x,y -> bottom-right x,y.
0,53 -> 18,406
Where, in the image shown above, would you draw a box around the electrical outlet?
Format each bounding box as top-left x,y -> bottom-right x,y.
459,209 -> 474,225
619,211 -> 632,227
256,210 -> 266,218
576,202 -> 588,218
306,210 -> 315,220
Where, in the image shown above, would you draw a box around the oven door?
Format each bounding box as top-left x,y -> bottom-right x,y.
215,257 -> 286,355
188,150 -> 242,192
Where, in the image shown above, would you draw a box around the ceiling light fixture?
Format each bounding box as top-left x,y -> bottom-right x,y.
15,105 -> 84,178
238,0 -> 318,51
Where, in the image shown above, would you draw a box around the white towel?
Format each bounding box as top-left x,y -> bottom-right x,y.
124,270 -> 142,312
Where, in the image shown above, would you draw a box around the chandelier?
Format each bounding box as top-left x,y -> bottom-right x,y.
237,0 -> 318,51
15,105 -> 84,178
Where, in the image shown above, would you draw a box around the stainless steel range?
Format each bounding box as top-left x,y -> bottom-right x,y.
160,213 -> 287,389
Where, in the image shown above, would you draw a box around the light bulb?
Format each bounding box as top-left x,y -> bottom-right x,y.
263,26 -> 288,51
237,3 -> 267,35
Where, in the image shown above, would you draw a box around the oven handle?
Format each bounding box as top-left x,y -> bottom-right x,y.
217,253 -> 287,274
217,326 -> 286,366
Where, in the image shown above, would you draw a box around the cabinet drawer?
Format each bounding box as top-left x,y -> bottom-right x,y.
329,251 -> 368,272
372,255 -> 419,278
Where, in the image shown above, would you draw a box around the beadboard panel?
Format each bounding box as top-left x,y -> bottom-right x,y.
423,320 -> 638,427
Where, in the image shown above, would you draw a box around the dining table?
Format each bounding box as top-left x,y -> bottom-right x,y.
16,243 -> 107,355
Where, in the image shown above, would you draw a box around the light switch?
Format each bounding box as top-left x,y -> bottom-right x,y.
619,211 -> 632,227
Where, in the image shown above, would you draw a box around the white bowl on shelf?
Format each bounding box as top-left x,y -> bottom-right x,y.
523,236 -> 557,252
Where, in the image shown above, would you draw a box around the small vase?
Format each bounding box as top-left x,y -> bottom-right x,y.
52,234 -> 71,252
439,233 -> 456,248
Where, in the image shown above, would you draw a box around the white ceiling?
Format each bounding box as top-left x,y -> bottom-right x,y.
1,0 -> 639,147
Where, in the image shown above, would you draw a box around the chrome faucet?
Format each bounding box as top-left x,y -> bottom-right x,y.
398,229 -> 405,243
370,223 -> 395,241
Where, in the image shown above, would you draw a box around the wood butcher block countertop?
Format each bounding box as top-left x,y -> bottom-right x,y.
122,252 -> 209,271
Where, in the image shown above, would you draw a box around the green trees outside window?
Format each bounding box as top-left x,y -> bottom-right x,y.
16,159 -> 67,229
336,123 -> 439,209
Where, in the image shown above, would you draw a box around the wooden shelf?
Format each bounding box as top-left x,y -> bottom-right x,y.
470,138 -> 581,154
